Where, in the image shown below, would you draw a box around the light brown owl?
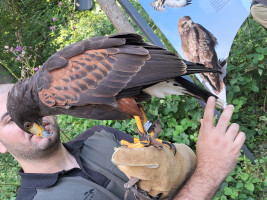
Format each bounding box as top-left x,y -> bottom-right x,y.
178,16 -> 223,93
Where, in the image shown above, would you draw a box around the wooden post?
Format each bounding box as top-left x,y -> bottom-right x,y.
96,0 -> 136,33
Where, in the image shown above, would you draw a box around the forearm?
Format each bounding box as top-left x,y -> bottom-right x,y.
173,168 -> 224,200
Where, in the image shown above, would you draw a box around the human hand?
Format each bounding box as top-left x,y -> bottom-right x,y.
173,97 -> 246,200
112,143 -> 196,199
196,96 -> 246,185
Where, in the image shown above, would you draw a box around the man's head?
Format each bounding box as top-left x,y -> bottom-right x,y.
0,84 -> 61,161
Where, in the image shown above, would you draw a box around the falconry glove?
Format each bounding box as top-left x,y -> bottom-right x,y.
111,143 -> 196,200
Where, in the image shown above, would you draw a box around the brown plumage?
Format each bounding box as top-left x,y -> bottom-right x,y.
7,32 -> 222,136
178,16 -> 223,92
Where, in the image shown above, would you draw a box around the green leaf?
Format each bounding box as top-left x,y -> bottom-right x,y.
241,173 -> 249,181
250,85 -> 259,93
245,183 -> 255,192
230,189 -> 239,199
264,178 -> 267,187
239,194 -> 247,199
230,78 -> 238,84
233,98 -> 239,105
236,182 -> 243,188
257,54 -> 264,61
224,187 -> 232,195
258,69 -> 263,76
226,176 -> 234,182
251,178 -> 261,183
256,46 -> 264,53
233,85 -> 240,92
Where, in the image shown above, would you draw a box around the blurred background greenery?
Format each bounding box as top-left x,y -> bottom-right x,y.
0,0 -> 266,199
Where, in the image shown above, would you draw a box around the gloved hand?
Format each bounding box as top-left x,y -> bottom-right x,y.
111,143 -> 196,199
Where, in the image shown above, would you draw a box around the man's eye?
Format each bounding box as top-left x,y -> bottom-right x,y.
7,118 -> 13,124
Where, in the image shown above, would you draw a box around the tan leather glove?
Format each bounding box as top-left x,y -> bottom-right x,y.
112,143 -> 196,199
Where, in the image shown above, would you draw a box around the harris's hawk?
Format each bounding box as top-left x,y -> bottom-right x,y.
7,33 -> 223,147
178,16 -> 224,93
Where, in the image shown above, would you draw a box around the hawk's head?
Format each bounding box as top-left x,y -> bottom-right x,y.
178,16 -> 193,35
7,79 -> 50,137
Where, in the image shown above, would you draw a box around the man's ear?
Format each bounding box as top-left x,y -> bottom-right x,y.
0,141 -> 7,153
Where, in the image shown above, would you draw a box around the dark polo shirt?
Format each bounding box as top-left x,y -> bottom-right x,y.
16,125 -> 135,200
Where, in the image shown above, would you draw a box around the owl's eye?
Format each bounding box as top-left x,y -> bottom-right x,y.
24,122 -> 33,130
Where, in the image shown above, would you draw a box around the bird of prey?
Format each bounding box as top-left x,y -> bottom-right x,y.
7,32 -> 222,147
150,0 -> 191,12
178,16 -> 223,93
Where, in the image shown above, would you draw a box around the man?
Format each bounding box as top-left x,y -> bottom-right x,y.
0,84 -> 245,199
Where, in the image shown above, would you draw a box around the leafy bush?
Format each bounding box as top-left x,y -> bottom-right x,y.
214,156 -> 267,200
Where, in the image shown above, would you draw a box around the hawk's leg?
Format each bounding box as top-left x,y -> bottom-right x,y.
121,108 -> 176,154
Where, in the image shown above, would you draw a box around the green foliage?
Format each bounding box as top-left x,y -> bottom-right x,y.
0,1 -> 266,199
0,153 -> 20,200
0,0 -> 59,78
225,17 -> 267,140
50,1 -> 115,48
0,0 -> 118,79
214,156 -> 267,200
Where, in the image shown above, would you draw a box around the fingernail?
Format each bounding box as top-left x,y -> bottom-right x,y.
228,104 -> 234,110
208,96 -> 215,103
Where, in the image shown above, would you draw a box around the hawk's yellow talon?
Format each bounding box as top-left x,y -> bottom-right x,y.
120,140 -> 148,148
134,138 -> 140,143
120,140 -> 132,146
155,138 -> 162,143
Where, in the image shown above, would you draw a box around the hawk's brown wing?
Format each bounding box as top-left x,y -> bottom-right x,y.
37,33 -> 150,108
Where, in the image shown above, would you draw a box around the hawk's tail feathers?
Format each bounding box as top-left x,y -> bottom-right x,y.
174,77 -> 225,109
184,61 -> 222,75
142,77 -> 225,109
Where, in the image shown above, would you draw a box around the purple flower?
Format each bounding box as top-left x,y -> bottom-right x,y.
49,25 -> 57,31
72,26 -> 77,30
53,17 -> 57,21
59,2 -> 62,6
10,47 -> 14,52
16,56 -> 20,61
34,67 -> 39,71
16,46 -> 22,52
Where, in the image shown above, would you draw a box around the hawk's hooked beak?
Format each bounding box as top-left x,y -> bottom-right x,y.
187,19 -> 192,26
28,123 -> 52,138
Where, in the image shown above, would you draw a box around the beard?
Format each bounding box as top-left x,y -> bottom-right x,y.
1,122 -> 62,161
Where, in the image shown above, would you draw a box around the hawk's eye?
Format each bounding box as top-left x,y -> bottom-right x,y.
24,122 -> 33,130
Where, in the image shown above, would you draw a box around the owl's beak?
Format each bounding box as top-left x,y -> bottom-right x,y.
28,123 -> 52,138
